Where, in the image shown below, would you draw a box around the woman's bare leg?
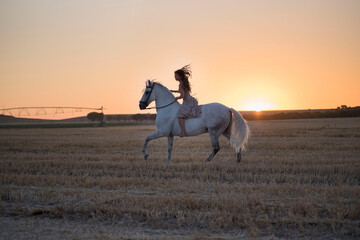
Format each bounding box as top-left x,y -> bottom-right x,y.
178,117 -> 185,137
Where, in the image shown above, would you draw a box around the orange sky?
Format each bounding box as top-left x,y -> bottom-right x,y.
1,0 -> 359,118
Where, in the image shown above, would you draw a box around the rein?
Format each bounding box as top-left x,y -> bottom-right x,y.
144,99 -> 177,110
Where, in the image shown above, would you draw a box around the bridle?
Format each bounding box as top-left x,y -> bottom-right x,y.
140,84 -> 154,107
139,82 -> 177,110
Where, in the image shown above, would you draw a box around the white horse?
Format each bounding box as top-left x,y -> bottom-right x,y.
139,80 -> 250,162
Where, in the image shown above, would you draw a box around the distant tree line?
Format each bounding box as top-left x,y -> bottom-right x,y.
94,113 -> 157,122
87,112 -> 104,121
242,106 -> 360,121
88,106 -> 360,122
130,114 -> 157,122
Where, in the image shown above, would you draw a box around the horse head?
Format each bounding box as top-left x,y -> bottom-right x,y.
139,80 -> 156,110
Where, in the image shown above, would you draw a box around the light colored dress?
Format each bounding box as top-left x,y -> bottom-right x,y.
177,93 -> 202,118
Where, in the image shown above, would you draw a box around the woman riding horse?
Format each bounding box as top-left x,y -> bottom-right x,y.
171,65 -> 202,137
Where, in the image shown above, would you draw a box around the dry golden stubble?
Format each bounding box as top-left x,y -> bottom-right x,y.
0,118 -> 359,238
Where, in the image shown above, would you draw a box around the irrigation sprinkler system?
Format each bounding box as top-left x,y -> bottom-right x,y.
0,106 -> 104,117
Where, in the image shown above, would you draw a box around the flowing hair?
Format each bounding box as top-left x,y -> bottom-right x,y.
175,64 -> 192,93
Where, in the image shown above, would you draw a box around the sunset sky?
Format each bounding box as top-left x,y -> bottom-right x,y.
1,0 -> 359,118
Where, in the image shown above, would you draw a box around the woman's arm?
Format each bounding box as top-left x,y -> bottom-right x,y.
171,90 -> 181,100
176,84 -> 185,100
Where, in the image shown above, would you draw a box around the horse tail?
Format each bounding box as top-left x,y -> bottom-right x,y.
227,108 -> 250,152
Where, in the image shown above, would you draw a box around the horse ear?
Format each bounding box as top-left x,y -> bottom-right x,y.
146,80 -> 151,87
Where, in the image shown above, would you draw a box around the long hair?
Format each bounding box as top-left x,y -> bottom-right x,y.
175,64 -> 192,93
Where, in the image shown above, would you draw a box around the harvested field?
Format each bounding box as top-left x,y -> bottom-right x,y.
0,118 -> 359,239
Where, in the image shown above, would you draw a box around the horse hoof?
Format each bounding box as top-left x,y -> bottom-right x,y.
144,153 -> 149,160
237,151 -> 242,162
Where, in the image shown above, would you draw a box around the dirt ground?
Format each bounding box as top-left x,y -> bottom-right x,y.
1,118 -> 359,239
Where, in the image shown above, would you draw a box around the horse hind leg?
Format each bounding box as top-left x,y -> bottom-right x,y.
237,149 -> 242,162
167,135 -> 174,162
206,134 -> 220,162
222,127 -> 242,163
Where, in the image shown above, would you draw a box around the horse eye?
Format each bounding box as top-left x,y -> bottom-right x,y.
145,88 -> 151,93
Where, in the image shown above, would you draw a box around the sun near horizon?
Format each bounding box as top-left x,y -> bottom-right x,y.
243,102 -> 273,112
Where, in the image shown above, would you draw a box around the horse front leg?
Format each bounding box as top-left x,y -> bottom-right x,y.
142,131 -> 164,160
167,135 -> 174,162
206,134 -> 220,162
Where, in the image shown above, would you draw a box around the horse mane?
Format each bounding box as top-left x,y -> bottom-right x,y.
141,80 -> 174,97
152,80 -> 167,90
150,80 -> 174,96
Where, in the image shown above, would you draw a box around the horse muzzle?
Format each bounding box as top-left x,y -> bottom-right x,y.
139,102 -> 147,110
